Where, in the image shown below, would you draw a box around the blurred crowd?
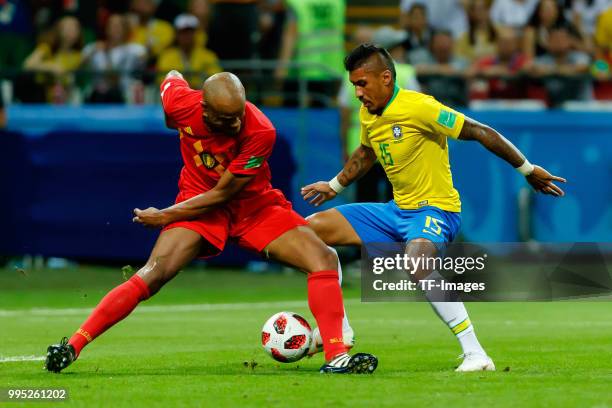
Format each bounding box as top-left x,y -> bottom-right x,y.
0,0 -> 611,107
392,0 -> 612,107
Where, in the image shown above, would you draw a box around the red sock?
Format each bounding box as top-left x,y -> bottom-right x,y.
307,270 -> 348,361
68,274 -> 150,357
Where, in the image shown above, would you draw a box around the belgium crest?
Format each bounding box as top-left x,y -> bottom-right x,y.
200,152 -> 217,169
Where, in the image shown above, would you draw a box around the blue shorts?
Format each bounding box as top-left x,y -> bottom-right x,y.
335,201 -> 461,244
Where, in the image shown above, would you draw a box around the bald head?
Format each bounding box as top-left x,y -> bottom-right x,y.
201,72 -> 246,136
202,72 -> 245,115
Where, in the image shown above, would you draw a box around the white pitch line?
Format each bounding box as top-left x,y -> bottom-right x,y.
0,299 -> 361,318
0,355 -> 45,363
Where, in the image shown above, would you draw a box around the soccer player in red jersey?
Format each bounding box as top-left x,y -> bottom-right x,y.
44,70 -> 377,374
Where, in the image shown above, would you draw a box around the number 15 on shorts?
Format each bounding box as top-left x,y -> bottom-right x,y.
423,215 -> 444,236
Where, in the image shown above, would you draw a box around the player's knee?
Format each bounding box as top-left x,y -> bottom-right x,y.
322,246 -> 338,270
305,211 -> 333,243
307,245 -> 338,273
136,263 -> 179,296
305,212 -> 323,233
405,238 -> 437,281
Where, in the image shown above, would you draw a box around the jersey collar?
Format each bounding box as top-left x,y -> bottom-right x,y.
381,84 -> 400,116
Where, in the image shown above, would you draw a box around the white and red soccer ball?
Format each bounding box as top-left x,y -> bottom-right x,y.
261,311 -> 313,363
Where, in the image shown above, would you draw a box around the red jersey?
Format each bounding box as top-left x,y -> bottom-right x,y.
160,76 -> 287,221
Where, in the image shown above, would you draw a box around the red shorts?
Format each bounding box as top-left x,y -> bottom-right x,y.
162,190 -> 308,257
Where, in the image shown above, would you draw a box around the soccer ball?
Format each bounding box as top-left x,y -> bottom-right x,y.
261,311 -> 313,363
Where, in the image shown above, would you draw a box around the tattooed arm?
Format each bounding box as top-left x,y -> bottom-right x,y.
459,117 -> 566,196
301,144 -> 378,206
337,144 -> 378,186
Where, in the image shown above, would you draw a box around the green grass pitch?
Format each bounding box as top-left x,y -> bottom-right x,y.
1,265 -> 611,407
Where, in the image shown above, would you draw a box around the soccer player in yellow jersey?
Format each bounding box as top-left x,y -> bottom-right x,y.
302,44 -> 566,372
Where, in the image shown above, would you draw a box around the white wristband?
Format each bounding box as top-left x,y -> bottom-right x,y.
328,176 -> 345,194
516,159 -> 535,176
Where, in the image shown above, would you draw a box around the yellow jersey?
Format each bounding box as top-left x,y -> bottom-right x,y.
595,7 -> 612,48
131,19 -> 175,56
359,85 -> 464,212
157,47 -> 222,88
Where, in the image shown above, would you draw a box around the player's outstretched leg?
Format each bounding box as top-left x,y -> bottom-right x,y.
308,246 -> 354,356
306,212 -> 358,357
45,228 -> 204,373
265,226 -> 377,374
408,239 -> 495,372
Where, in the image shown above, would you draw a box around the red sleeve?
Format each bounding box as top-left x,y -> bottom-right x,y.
228,130 -> 276,176
160,76 -> 195,125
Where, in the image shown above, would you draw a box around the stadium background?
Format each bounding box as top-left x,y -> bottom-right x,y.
0,1 -> 611,406
1,0 -> 610,264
